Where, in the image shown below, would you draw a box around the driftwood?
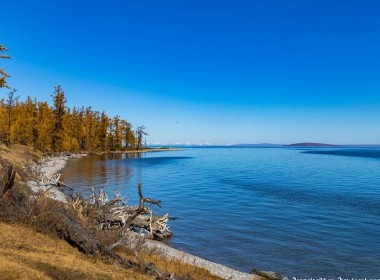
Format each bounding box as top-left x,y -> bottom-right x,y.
124,183 -> 172,239
251,268 -> 282,280
0,166 -> 16,197
60,183 -> 177,278
49,203 -> 176,279
73,183 -> 173,240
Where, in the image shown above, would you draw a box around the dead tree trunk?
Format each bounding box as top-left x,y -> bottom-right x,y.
52,207 -> 173,279
0,166 -> 16,197
125,182 -> 161,228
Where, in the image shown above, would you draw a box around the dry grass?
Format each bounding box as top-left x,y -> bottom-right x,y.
0,221 -> 152,280
117,242 -> 223,280
142,252 -> 223,280
0,143 -> 41,170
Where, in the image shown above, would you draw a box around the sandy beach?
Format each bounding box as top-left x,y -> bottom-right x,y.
26,154 -> 86,203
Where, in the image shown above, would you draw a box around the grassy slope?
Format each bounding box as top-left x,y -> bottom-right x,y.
0,143 -> 41,168
0,222 -> 152,280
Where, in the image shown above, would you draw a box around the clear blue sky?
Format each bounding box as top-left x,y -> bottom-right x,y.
1,0 -> 379,145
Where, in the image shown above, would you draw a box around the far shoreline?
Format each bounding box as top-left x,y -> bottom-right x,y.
86,147 -> 183,155
124,147 -> 183,153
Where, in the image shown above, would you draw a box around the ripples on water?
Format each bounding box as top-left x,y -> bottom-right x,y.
62,148 -> 380,277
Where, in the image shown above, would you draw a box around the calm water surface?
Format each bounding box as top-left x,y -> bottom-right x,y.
62,148 -> 380,277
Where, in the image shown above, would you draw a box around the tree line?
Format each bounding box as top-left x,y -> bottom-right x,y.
0,41 -> 147,152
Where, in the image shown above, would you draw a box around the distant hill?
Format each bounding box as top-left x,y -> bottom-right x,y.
285,142 -> 338,147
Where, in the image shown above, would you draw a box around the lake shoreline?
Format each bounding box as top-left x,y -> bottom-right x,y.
31,151 -> 264,280
26,153 -> 87,203
88,147 -> 183,155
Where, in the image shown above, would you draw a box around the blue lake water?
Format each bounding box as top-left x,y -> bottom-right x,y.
62,147 -> 380,277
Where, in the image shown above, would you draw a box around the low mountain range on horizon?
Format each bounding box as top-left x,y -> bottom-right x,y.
284,142 -> 380,147
284,142 -> 337,147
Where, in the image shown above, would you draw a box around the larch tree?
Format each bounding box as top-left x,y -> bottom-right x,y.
136,125 -> 148,151
0,42 -> 10,89
72,107 -> 86,150
98,111 -> 109,151
83,107 -> 98,151
31,98 -> 39,150
13,96 -> 36,146
107,118 -> 115,151
36,101 -> 53,151
120,120 -> 135,150
51,85 -> 67,152
62,107 -> 80,151
68,107 -> 82,151
0,99 -> 5,142
113,115 -> 122,151
3,89 -> 19,146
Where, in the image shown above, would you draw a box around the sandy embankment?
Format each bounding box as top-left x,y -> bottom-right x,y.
141,237 -> 260,280
27,154 -> 261,280
26,154 -> 86,203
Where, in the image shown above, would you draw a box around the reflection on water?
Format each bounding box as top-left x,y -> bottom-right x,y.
62,153 -> 137,193
61,153 -> 192,196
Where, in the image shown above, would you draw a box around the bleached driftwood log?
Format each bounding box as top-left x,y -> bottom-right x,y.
72,183 -> 172,241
